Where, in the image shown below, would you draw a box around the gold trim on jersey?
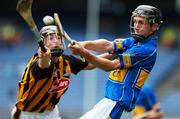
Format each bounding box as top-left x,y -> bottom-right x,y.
136,69 -> 149,88
123,54 -> 131,68
59,56 -> 63,79
109,69 -> 128,82
116,40 -> 123,49
132,106 -> 146,116
65,60 -> 71,76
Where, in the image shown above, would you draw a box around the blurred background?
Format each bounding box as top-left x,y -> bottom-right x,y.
0,0 -> 179,118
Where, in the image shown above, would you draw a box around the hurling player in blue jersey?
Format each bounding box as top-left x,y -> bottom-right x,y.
132,85 -> 163,119
69,5 -> 163,119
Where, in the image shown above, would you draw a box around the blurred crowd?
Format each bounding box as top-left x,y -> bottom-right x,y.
0,19 -> 179,50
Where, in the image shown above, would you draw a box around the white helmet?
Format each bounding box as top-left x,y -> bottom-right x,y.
40,25 -> 66,57
40,25 -> 58,37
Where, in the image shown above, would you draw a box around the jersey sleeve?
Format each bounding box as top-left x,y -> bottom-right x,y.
113,37 -> 135,54
63,55 -> 88,74
117,45 -> 156,69
30,55 -> 54,80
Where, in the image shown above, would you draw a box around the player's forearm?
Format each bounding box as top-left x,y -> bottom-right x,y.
84,53 -> 115,70
37,47 -> 51,69
98,53 -> 115,59
81,49 -> 117,71
84,63 -> 96,70
79,39 -> 113,52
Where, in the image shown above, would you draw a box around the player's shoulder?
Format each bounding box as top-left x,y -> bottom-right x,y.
61,54 -> 72,62
114,38 -> 125,42
28,53 -> 38,63
62,54 -> 76,59
61,54 -> 82,63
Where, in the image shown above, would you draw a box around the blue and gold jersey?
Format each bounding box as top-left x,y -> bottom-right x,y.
105,36 -> 157,111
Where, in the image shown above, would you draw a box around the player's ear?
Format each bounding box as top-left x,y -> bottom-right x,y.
152,23 -> 160,31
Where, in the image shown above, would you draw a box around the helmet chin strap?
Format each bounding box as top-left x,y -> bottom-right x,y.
131,33 -> 146,42
132,31 -> 156,42
51,48 -> 64,57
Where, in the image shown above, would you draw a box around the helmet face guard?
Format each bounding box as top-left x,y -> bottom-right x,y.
40,25 -> 66,57
130,5 -> 163,42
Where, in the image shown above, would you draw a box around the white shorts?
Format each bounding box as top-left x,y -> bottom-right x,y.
79,98 -> 132,119
11,105 -> 61,119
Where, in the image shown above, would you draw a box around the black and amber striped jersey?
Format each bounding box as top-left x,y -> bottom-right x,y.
15,54 -> 88,113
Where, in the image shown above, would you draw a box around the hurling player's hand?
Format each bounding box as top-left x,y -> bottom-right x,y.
38,46 -> 51,68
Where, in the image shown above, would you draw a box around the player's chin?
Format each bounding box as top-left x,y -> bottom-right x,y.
135,32 -> 144,36
134,31 -> 140,34
51,46 -> 61,49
